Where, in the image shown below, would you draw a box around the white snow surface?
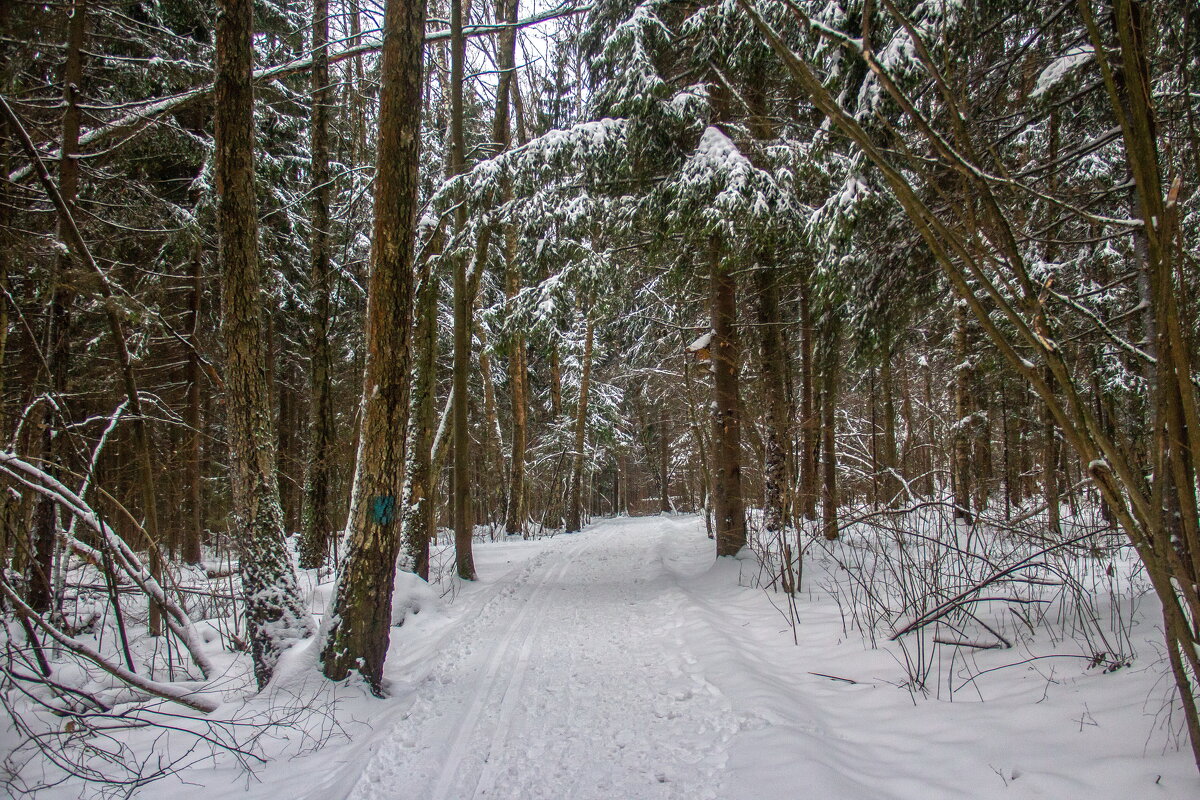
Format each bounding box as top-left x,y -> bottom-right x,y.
45,515 -> 1198,799
685,331 -> 713,354
1032,46 -> 1095,99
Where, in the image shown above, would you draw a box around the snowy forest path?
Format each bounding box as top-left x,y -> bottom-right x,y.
339,515 -> 739,800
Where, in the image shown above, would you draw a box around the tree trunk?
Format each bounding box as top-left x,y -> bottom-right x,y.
820,315 -> 841,540
300,0 -> 337,569
683,358 -> 712,538
549,344 -> 563,419
31,0 -> 87,614
403,230 -> 441,580
757,259 -> 789,531
952,303 -> 973,524
798,273 -> 818,520
920,348 -> 936,498
504,281 -> 528,535
478,327 -> 507,528
215,0 -> 312,688
449,0 -> 476,580
0,101 -> 10,566
973,388 -> 993,513
565,315 -> 593,532
658,402 -> 670,513
880,338 -> 901,508
319,0 -> 425,693
183,242 -> 204,564
711,240 -> 746,555
277,359 -> 302,534
496,0 -> 526,538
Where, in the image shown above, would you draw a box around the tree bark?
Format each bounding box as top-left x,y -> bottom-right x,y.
493,0 -> 527,530
215,0 -> 312,688
320,0 -> 426,691
710,240 -> 746,555
565,314 -> 593,532
183,242 -> 204,564
549,343 -> 563,419
683,358 -> 712,538
477,326 -> 508,528
448,0 -> 476,579
503,282 -> 528,535
300,0 -> 337,569
31,0 -> 87,614
402,229 -> 441,580
920,347 -> 936,498
952,303 -> 973,524
798,273 -> 818,520
658,402 -> 670,513
756,259 -> 789,531
880,338 -> 901,508
820,315 -> 840,540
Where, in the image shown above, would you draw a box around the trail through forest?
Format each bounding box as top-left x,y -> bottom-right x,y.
149,515 -> 1194,800
341,516 -> 736,800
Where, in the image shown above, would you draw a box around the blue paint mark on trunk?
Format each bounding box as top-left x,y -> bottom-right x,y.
371,495 -> 396,525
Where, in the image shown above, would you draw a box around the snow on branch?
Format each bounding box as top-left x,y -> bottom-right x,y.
0,451 -> 215,680
0,579 -> 218,713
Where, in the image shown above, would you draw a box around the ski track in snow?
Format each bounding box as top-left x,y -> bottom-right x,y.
339,516 -> 737,800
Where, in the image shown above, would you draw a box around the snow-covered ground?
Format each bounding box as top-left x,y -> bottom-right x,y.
22,514 -> 1199,798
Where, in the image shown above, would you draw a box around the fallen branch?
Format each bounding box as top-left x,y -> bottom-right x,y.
808,671 -> 859,684
0,451 -> 215,678
889,531 -> 1095,640
0,579 -> 218,713
932,637 -> 1004,650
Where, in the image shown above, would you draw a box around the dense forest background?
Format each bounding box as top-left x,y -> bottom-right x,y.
1,0 -> 1199,792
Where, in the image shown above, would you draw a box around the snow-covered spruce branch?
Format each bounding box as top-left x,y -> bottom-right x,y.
0,451 -> 215,679
4,2 -> 592,186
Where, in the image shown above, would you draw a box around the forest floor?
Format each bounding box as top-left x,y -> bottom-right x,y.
55,514 -> 1199,799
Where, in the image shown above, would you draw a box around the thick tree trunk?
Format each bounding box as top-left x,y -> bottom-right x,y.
1001,380 -> 1016,517
319,0 -> 426,692
215,0 -> 312,688
617,448 -> 629,515
300,0 -> 337,569
710,241 -> 746,555
565,315 -> 593,532
973,389 -> 993,513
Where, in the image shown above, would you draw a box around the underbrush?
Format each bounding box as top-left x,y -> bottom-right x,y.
746,501 -> 1151,701
0,527 -> 360,798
